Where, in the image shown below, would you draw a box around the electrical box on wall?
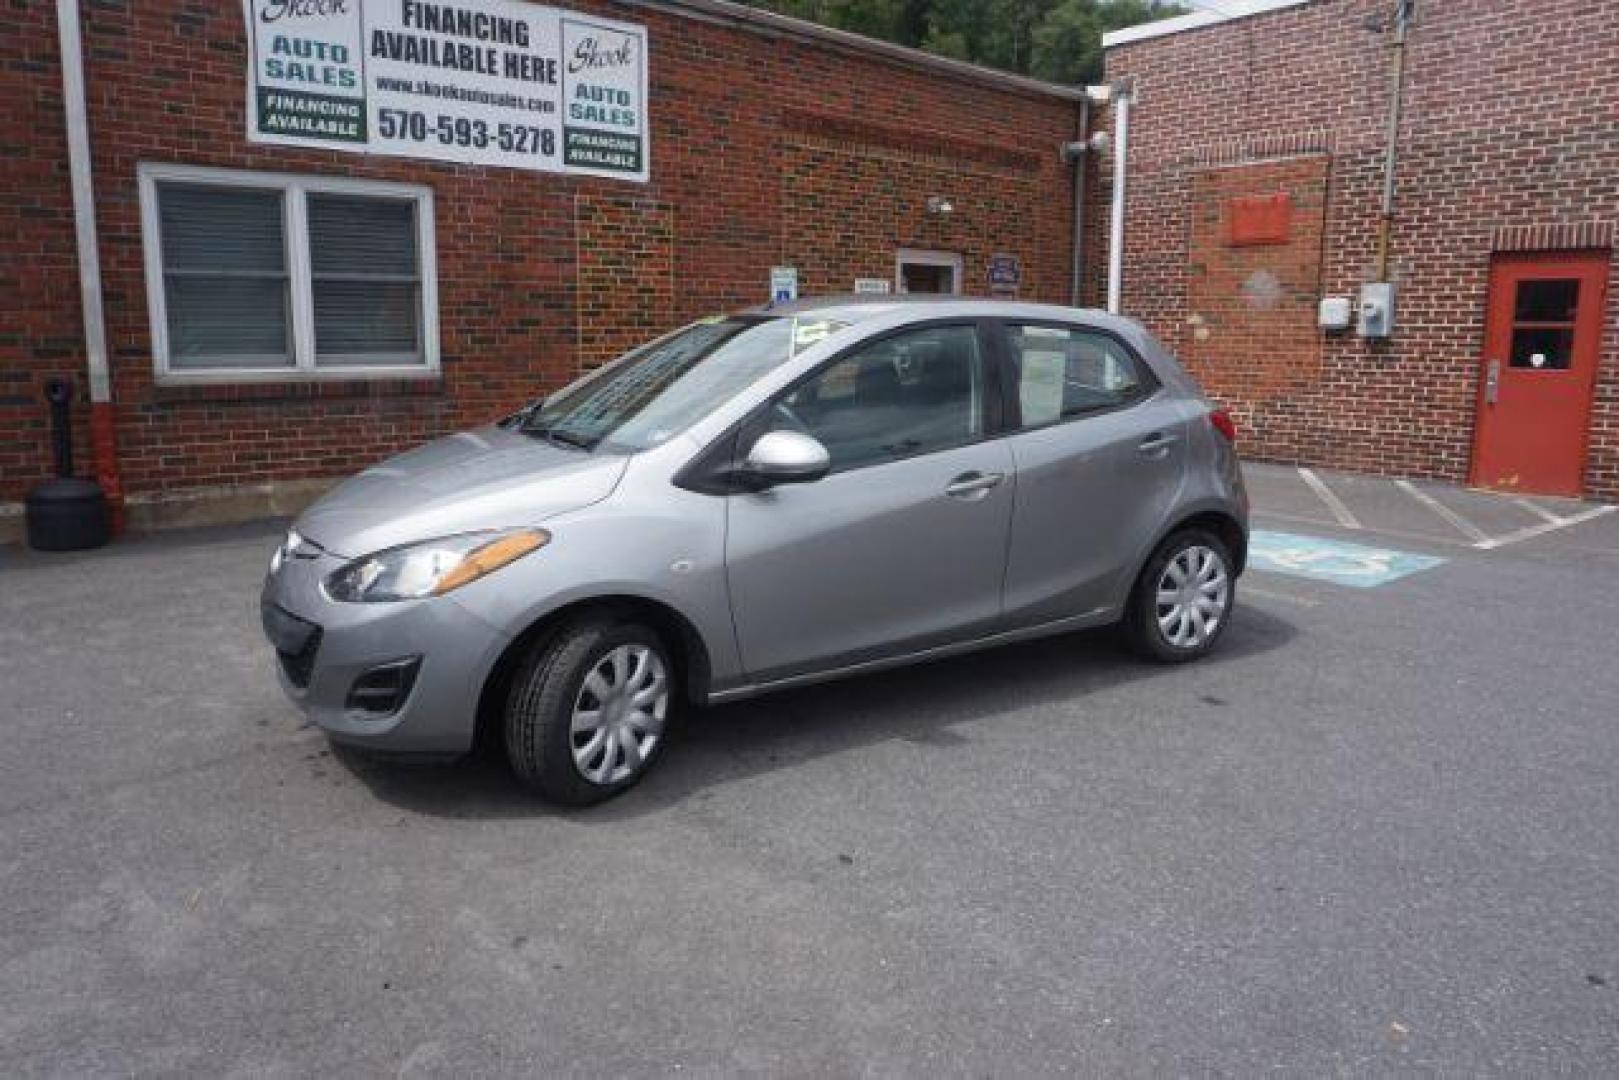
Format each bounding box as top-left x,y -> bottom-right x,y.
1318,296 -> 1353,331
1358,282 -> 1396,338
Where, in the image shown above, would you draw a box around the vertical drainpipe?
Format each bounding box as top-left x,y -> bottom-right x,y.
1105,84 -> 1133,315
1063,96 -> 1092,307
55,0 -> 124,533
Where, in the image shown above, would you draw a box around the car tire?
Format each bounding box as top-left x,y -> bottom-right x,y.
1124,528 -> 1236,664
504,617 -> 675,805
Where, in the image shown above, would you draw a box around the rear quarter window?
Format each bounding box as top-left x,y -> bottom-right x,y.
1005,325 -> 1157,428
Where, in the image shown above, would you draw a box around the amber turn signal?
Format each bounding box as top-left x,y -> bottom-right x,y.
432,530 -> 550,595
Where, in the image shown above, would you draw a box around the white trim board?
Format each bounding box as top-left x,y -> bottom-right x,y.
1103,0 -> 1312,49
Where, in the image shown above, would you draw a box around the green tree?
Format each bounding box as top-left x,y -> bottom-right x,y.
744,0 -> 917,42
738,0 -> 1185,84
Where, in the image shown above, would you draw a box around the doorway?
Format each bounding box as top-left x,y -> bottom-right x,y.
896,249 -> 962,295
1470,250 -> 1609,496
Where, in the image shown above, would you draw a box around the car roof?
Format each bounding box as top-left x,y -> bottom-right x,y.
740,294 -> 1143,336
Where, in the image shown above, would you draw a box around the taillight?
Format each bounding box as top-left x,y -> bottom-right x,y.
1209,407 -> 1237,444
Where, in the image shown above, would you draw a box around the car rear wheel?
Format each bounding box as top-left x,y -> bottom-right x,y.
505,618 -> 673,805
1124,529 -> 1235,663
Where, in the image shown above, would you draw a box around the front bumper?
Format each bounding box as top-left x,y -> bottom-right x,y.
259,547 -> 513,755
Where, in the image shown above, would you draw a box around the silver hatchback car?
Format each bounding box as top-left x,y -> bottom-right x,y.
262,298 -> 1247,803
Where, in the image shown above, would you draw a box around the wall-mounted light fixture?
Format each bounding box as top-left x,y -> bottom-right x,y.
925,196 -> 954,216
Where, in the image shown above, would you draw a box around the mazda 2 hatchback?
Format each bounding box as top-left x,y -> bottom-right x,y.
262,298 -> 1247,804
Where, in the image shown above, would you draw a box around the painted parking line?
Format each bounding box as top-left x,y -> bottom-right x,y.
1394,479 -> 1492,544
1248,529 -> 1445,588
1475,504 -> 1618,550
1511,496 -> 1565,526
1297,467 -> 1362,529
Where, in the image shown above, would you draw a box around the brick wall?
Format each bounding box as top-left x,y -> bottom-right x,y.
1103,0 -> 1619,499
0,2 -> 91,495
575,195 -> 676,372
780,111 -> 1059,301
0,0 -> 1080,506
1184,156 -> 1329,411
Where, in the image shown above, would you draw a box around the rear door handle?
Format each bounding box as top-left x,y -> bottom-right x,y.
944,471 -> 1005,499
1138,432 -> 1179,455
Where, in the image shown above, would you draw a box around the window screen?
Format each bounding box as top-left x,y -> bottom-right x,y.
158,184 -> 291,369
308,195 -> 422,365
1006,326 -> 1155,427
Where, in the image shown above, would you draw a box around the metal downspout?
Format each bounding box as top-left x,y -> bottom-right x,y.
55,0 -> 123,533
1068,96 -> 1090,307
1106,84 -> 1133,315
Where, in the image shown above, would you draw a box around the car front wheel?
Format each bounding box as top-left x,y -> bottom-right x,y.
505,617 -> 673,805
1125,529 -> 1235,663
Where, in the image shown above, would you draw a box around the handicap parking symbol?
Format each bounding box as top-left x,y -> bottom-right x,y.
1248,530 -> 1444,588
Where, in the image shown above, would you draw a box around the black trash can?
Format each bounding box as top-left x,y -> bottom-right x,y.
24,378 -> 110,552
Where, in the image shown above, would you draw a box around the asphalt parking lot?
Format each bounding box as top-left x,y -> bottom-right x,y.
4,464 -> 1619,1076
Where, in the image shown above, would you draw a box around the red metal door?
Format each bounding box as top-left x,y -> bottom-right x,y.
1471,251 -> 1608,496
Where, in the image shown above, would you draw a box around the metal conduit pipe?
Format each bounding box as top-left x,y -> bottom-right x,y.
1376,0 -> 1415,281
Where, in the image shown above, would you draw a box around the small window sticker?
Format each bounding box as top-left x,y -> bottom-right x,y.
791,318 -> 844,354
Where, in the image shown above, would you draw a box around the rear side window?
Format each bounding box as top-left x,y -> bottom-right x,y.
1006,325 -> 1156,428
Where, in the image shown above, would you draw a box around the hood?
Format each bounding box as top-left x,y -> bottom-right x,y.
296,424 -> 629,558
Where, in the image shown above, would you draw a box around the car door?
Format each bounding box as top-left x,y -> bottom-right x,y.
724,322 -> 1015,682
994,321 -> 1190,627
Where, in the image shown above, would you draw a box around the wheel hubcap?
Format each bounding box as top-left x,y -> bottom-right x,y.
570,644 -> 668,785
1155,545 -> 1230,649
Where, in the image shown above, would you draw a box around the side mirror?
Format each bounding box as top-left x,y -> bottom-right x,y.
741,430 -> 830,489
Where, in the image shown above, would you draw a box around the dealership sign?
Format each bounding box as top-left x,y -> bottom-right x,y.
242,0 -> 649,181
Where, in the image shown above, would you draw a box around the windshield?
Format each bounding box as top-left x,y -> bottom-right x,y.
517,316 -> 847,452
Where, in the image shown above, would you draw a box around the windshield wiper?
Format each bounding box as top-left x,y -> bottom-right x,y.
502,401 -> 542,428
521,423 -> 594,452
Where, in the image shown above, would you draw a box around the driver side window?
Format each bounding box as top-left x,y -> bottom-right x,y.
768,325 -> 984,473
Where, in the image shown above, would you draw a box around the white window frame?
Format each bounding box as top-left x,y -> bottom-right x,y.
895,248 -> 964,295
138,162 -> 439,385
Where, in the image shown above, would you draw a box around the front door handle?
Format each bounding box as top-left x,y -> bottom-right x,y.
1138,432 -> 1179,455
945,471 -> 1005,499
1485,359 -> 1501,405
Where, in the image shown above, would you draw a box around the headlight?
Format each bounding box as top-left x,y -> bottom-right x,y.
324,529 -> 550,603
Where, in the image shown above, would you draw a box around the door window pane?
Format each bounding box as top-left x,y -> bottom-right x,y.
1007,325 -> 1155,427
307,194 -> 421,364
1510,327 -> 1574,370
1513,279 -> 1579,322
158,183 -> 292,368
771,325 -> 983,472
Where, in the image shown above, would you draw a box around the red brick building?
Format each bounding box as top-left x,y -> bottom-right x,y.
1100,0 -> 1619,500
1,0 -> 1085,536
